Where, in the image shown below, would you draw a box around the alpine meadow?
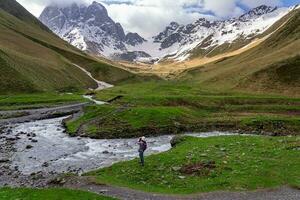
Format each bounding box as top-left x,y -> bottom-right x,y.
0,0 -> 299,199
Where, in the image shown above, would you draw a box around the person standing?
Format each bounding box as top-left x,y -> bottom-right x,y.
138,136 -> 147,166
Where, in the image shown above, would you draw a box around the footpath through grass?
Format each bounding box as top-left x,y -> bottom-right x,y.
87,135 -> 300,194
66,81 -> 300,138
0,188 -> 116,200
0,93 -> 87,111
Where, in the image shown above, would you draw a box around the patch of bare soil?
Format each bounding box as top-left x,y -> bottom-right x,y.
180,161 -> 216,176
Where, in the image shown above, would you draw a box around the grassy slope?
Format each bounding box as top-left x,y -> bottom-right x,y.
87,136 -> 300,194
0,188 -> 116,200
0,0 -> 137,94
181,9 -> 300,96
66,82 -> 300,138
0,93 -> 88,110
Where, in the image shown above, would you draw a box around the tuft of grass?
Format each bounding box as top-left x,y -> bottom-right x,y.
87,136 -> 300,194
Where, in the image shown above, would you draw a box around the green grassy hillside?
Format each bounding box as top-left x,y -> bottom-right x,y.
0,0 -> 136,94
182,9 -> 300,96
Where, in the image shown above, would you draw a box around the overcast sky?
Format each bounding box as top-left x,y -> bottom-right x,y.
16,0 -> 299,37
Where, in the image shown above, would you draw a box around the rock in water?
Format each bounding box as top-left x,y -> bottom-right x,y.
170,135 -> 186,147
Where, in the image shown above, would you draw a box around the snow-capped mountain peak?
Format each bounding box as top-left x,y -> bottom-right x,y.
40,4 -> 296,62
239,5 -> 277,21
39,1 -> 147,60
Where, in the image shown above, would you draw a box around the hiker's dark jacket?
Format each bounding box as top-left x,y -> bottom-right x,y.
138,141 -> 147,152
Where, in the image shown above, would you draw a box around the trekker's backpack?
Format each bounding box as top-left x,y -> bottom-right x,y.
141,141 -> 147,151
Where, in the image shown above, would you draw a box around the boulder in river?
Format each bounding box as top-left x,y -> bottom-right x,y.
0,157 -> 9,163
102,150 -> 110,154
170,135 -> 186,147
42,162 -> 49,167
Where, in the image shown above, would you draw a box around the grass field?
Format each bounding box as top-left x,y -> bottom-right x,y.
0,188 -> 116,200
65,81 -> 300,139
0,93 -> 87,110
87,135 -> 300,194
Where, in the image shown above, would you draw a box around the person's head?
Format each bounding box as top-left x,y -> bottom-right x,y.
139,136 -> 146,142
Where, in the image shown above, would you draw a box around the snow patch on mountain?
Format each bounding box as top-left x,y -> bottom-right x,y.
39,3 -> 297,63
39,1 -> 147,61
137,5 -> 294,62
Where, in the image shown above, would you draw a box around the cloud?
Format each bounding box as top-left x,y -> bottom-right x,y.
16,0 -> 285,38
18,0 -> 88,7
101,0 -> 284,37
102,0 -> 215,37
202,0 -> 244,17
241,0 -> 283,8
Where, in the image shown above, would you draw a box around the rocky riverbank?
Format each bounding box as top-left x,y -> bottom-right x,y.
0,116 -> 237,187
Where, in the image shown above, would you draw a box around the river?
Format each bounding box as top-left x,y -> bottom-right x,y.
7,116 -> 237,176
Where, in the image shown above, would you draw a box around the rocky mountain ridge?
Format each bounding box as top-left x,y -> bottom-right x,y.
39,1 -> 147,60
40,2 -> 298,62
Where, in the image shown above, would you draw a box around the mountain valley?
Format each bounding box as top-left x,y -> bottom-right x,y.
0,0 -> 299,199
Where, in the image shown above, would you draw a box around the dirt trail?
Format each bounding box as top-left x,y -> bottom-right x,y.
0,103 -> 87,125
63,176 -> 300,200
72,64 -> 113,91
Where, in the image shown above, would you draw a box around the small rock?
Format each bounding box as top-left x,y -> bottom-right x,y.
98,189 -> 108,194
42,162 -> 49,167
50,177 -> 66,185
30,172 -> 36,176
0,158 -> 9,163
102,150 -> 109,154
26,145 -> 33,149
6,137 -> 16,141
172,167 -> 181,171
220,148 -> 226,152
170,135 -> 185,147
31,139 -> 38,143
178,176 -> 186,179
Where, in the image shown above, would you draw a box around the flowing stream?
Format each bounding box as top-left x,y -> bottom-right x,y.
8,117 -> 237,176
82,95 -> 106,105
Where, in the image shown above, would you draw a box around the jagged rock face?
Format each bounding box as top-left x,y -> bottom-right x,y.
40,3 -> 294,62
112,51 -> 151,62
125,33 -> 147,46
154,22 -> 180,43
39,1 -> 147,59
148,5 -> 292,61
239,5 -> 277,21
